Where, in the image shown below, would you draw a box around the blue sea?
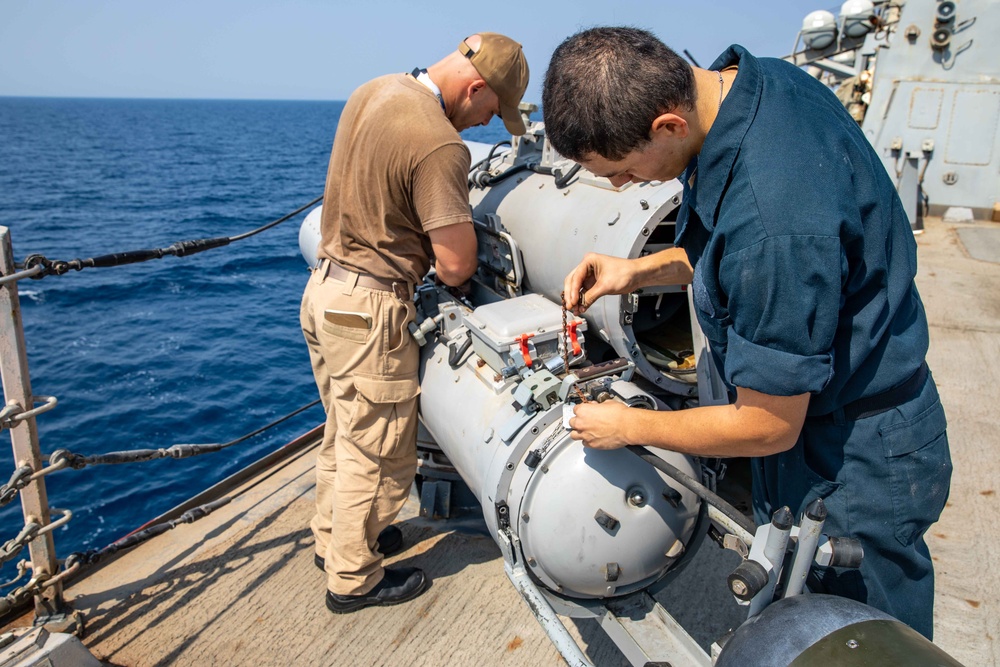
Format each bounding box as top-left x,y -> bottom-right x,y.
0,96 -> 510,579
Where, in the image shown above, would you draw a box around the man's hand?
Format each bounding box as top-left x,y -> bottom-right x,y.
563,248 -> 693,314
563,253 -> 638,314
433,274 -> 473,297
568,401 -> 633,449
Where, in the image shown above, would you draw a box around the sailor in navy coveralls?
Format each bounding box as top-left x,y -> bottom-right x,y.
542,27 -> 952,639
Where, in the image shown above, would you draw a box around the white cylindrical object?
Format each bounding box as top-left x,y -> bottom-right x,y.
802,10 -> 837,50
419,306 -> 701,601
298,206 -> 322,268
841,0 -> 875,38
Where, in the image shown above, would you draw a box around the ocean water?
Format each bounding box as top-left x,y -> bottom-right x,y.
0,96 -> 510,579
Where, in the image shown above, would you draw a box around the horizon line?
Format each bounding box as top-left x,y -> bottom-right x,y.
0,94 -> 348,103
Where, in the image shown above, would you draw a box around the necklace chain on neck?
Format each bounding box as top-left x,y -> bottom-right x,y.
717,70 -> 724,112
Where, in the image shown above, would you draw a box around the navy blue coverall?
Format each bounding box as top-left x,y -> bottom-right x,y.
676,45 -> 952,639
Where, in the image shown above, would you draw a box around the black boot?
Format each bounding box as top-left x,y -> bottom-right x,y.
314,524 -> 405,571
325,567 -> 428,613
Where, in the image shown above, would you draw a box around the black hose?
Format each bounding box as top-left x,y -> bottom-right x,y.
483,162 -> 531,186
522,161 -> 580,188
529,163 -> 554,176
485,140 -> 512,166
554,163 -> 582,189
626,445 -> 756,535
227,194 -> 324,241
469,140 -> 512,174
448,336 -> 473,368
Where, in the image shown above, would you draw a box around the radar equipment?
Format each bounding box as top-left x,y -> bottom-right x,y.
787,0 -> 1000,224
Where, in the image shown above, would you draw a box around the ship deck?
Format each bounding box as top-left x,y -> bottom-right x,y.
5,215 -> 1000,666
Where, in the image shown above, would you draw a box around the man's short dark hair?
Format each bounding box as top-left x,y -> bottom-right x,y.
542,27 -> 695,162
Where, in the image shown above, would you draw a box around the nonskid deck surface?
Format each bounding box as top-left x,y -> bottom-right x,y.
39,431 -> 744,667
5,217 -> 998,667
915,217 -> 1000,667
38,443 -> 582,666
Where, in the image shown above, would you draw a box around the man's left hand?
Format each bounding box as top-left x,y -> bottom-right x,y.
568,401 -> 632,449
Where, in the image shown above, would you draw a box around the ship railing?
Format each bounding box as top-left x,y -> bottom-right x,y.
0,195 -> 322,633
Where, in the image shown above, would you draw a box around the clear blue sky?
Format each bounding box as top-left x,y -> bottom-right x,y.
0,0 -> 818,103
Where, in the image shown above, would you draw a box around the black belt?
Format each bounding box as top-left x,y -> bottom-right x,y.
324,260 -> 412,300
810,361 -> 929,423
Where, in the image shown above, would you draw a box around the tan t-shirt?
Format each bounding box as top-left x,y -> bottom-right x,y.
318,74 -> 472,284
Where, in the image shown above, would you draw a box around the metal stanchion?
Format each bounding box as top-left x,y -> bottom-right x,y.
0,226 -> 72,628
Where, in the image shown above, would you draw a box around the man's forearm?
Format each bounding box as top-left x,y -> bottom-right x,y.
571,388 -> 808,457
622,403 -> 800,457
632,247 -> 693,289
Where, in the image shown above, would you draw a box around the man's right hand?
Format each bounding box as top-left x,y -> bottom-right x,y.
563,253 -> 638,314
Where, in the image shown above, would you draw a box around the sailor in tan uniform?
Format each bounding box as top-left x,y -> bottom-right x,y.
300,33 -> 528,613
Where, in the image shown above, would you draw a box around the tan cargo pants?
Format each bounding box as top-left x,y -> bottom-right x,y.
300,260 -> 419,595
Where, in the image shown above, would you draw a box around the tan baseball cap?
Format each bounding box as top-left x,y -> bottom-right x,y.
459,33 -> 530,135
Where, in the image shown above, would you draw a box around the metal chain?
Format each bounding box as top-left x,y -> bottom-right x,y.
560,291 -> 589,404
0,560 -> 31,589
0,396 -> 59,433
0,457 -> 71,509
0,466 -> 34,507
0,509 -> 73,567
0,572 -> 48,617
0,521 -> 41,566
560,291 -> 571,376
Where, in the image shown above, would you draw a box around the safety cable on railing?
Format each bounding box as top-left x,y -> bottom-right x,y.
48,398 -> 321,470
0,398 -> 320,515
0,194 -> 323,286
0,498 -> 227,616
0,393 -> 319,605
64,497 -> 231,570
